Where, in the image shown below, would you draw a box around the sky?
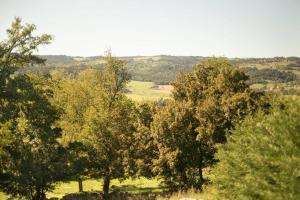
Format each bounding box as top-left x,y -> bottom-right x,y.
1,0 -> 300,57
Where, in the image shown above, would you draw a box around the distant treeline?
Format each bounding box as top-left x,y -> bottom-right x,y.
240,67 -> 297,84
30,55 -> 300,85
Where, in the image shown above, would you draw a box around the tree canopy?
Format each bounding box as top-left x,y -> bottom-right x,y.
150,58 -> 269,189
0,18 -> 68,200
212,100 -> 300,200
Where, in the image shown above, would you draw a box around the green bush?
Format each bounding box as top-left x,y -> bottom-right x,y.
212,101 -> 300,200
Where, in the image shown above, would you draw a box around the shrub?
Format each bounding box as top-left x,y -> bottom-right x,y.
212,101 -> 300,200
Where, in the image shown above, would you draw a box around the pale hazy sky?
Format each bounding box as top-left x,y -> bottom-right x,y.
1,0 -> 300,57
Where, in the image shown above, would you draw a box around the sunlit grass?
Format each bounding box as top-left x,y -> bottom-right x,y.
0,193 -> 7,200
157,185 -> 216,200
126,80 -> 171,101
0,177 -> 164,199
47,177 -> 164,198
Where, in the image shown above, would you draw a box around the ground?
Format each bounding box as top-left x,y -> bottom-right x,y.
0,177 -> 165,199
125,80 -> 172,101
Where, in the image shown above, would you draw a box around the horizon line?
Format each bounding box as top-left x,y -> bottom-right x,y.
36,54 -> 300,59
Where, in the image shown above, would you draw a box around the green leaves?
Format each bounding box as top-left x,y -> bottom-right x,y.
59,54 -> 135,196
52,69 -> 101,144
212,101 -> 300,200
149,57 -> 268,189
0,18 -> 67,200
1,17 -> 52,70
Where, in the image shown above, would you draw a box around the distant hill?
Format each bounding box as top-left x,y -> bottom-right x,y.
38,55 -> 75,64
32,55 -> 300,84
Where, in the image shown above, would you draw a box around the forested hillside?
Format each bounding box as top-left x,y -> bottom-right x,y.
32,55 -> 300,85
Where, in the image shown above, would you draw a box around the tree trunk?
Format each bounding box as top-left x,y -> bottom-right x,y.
32,188 -> 46,200
103,175 -> 110,200
198,145 -> 204,190
181,169 -> 188,189
199,165 -> 203,188
32,191 -> 39,200
41,192 -> 46,200
78,177 -> 83,192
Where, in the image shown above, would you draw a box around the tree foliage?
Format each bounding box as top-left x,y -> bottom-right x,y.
132,102 -> 159,178
212,101 -> 300,200
52,69 -> 101,144
151,101 -> 214,188
0,18 -> 67,200
82,53 -> 136,199
150,58 -> 269,189
51,69 -> 102,192
241,67 -> 296,84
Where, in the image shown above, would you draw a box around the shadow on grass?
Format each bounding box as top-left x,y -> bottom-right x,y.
110,184 -> 168,194
60,189 -> 170,200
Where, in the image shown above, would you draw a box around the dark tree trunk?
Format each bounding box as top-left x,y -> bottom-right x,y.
78,177 -> 83,192
199,165 -> 203,187
198,145 -> 204,190
32,188 -> 46,200
103,175 -> 110,200
33,188 -> 41,200
41,192 -> 46,200
181,170 -> 188,189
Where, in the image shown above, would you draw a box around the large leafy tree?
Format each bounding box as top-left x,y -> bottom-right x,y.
151,100 -> 214,189
83,53 -> 135,199
151,58 -> 269,189
212,101 -> 300,200
0,18 -> 67,200
51,69 -> 102,192
173,57 -> 269,143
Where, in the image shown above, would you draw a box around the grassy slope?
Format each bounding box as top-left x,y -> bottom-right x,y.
48,177 -> 164,198
0,193 -> 6,199
126,80 -> 171,101
0,177 -> 164,199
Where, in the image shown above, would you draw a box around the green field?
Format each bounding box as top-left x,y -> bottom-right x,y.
0,177 -> 165,199
125,81 -> 171,101
0,177 -> 215,200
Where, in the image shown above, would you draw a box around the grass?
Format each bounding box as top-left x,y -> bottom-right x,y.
157,185 -> 216,200
49,177 -> 164,198
0,177 -> 165,199
0,193 -> 7,200
125,80 -> 171,101
0,178 -> 217,200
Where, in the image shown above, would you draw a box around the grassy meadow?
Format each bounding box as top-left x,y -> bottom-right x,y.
125,81 -> 172,101
0,177 -> 165,199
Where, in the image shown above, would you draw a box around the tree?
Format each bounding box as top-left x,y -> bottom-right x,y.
0,18 -> 67,200
151,100 -> 214,189
51,68 -> 102,192
132,102 -> 159,178
83,52 -> 135,199
64,141 -> 90,193
212,101 -> 300,200
0,73 -> 68,200
0,17 -> 51,122
151,58 -> 269,189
